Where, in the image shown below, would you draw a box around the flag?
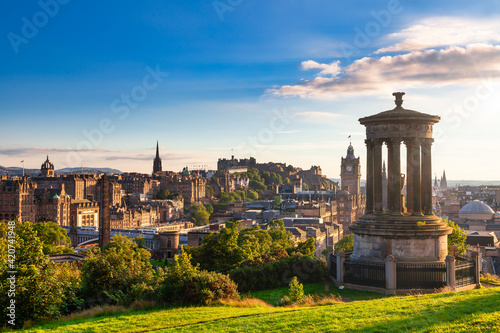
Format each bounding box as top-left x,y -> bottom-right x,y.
348,135 -> 351,139
20,160 -> 24,163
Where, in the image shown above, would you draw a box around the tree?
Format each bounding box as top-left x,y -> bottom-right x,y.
80,235 -> 155,305
203,203 -> 214,215
280,276 -> 304,305
267,219 -> 294,250
247,190 -> 259,201
0,221 -> 81,327
334,234 -> 353,253
32,221 -> 73,255
444,218 -> 468,255
249,179 -> 266,192
205,185 -> 214,198
188,203 -> 211,226
293,238 -> 316,257
156,189 -> 171,200
287,165 -> 295,172
188,223 -> 250,273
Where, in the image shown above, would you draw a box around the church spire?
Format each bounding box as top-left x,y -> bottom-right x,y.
153,141 -> 162,175
440,170 -> 447,189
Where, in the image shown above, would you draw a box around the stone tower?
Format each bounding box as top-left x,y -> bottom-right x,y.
153,141 -> 162,175
351,92 -> 451,262
40,156 -> 55,177
99,175 -> 111,248
340,143 -> 360,195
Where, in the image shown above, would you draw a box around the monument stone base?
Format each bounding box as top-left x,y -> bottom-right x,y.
350,214 -> 452,262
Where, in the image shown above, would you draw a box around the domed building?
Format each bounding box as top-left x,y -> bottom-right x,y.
458,200 -> 495,222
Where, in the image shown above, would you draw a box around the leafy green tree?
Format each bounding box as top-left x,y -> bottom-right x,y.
267,219 -> 294,250
188,223 -> 250,273
334,234 -> 353,253
283,177 -> 292,185
281,276 -> 304,305
205,185 -> 214,198
32,221 -> 73,254
204,203 -> 214,215
80,235 -> 155,305
156,189 -> 171,200
287,165 -> 295,172
293,238 -> 316,257
247,189 -> 259,201
188,203 -> 211,226
238,226 -> 273,259
249,179 -> 266,192
444,218 -> 468,255
0,221 -> 81,327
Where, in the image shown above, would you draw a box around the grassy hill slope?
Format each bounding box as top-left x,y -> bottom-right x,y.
19,287 -> 500,333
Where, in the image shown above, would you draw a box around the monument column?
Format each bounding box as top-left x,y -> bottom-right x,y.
390,138 -> 402,215
421,138 -> 433,215
374,139 -> 383,213
411,138 -> 423,216
386,139 -> 393,213
365,139 -> 374,214
405,139 -> 414,212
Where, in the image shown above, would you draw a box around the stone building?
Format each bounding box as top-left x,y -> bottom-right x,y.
34,185 -> 71,226
337,144 -> 365,233
217,155 -> 256,173
0,176 -> 37,222
70,199 -> 100,228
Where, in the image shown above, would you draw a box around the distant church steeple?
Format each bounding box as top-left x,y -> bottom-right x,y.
440,170 -> 447,189
153,141 -> 162,175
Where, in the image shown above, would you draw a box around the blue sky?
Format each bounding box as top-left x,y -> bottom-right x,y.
1,0 -> 499,180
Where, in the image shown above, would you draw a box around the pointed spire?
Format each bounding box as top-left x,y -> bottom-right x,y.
156,141 -> 160,158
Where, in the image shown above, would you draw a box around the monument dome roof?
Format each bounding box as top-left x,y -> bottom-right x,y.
459,200 -> 494,219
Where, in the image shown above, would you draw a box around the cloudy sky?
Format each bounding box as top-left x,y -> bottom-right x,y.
1,0 -> 499,180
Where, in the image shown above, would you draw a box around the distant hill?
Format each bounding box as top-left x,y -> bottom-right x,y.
0,166 -> 122,177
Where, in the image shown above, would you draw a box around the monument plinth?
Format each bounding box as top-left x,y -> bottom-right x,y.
351,92 -> 451,262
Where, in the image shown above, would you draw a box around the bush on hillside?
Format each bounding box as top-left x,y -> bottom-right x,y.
230,254 -> 326,292
160,248 -> 239,305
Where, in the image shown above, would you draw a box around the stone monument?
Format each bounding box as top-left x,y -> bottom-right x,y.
350,92 -> 452,262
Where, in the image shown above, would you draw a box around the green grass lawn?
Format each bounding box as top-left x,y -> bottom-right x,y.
247,282 -> 387,305
16,287 -> 500,332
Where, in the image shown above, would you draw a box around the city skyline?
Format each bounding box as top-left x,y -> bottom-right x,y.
1,1 -> 500,180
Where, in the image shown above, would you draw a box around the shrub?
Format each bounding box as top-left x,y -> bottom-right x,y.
280,276 -> 304,305
80,235 -> 157,306
159,248 -> 239,305
179,270 -> 239,305
230,254 -> 326,292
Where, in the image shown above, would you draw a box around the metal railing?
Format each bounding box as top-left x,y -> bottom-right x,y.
396,262 -> 446,290
344,258 -> 385,288
455,257 -> 476,287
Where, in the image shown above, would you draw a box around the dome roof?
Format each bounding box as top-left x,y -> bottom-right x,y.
459,200 -> 494,220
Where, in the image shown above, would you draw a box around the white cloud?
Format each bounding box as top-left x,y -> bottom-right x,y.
269,44 -> 500,98
268,17 -> 500,99
376,17 -> 500,54
301,60 -> 342,77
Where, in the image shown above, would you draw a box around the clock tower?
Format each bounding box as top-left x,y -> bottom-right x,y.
341,144 -> 361,195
